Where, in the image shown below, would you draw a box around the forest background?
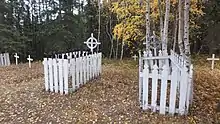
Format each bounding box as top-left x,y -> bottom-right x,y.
0,0 -> 219,61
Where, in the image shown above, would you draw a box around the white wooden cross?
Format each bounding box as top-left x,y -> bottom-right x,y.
132,54 -> 138,61
84,33 -> 101,54
14,53 -> 19,65
27,55 -> 33,68
207,54 -> 219,70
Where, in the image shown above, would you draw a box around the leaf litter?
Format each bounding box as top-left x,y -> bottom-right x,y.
0,60 -> 219,123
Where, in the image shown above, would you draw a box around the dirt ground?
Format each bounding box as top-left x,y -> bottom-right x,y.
0,60 -> 219,123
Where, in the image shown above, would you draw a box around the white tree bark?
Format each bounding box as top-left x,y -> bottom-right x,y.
146,0 -> 151,51
162,0 -> 171,52
106,15 -> 114,59
158,0 -> 163,41
173,12 -> 178,51
115,36 -> 119,59
184,0 -> 191,57
178,0 -> 184,55
120,41 -> 124,60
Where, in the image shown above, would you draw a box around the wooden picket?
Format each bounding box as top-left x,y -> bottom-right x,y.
43,58 -> 49,91
139,50 -> 193,115
0,53 -> 10,66
43,52 -> 102,95
159,65 -> 168,114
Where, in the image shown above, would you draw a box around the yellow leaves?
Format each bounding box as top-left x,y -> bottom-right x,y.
111,0 -> 204,44
190,2 -> 204,16
113,15 -> 144,43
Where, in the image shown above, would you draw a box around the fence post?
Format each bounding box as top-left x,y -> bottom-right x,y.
79,57 -> 83,85
43,58 -> 49,91
179,66 -> 188,115
86,55 -> 89,82
53,59 -> 59,93
169,65 -> 178,115
0,54 -> 2,66
186,64 -> 193,114
159,65 -> 168,114
86,55 -> 90,81
92,54 -> 95,78
139,51 -> 143,106
48,58 -> 54,92
83,56 -> 87,84
99,53 -> 102,75
71,58 -> 76,91
76,58 -> 79,89
158,50 -> 163,74
6,53 -> 10,66
151,64 -> 159,112
95,53 -> 98,77
58,59 -> 64,95
89,55 -> 92,79
149,51 -> 153,70
142,62 -> 149,110
63,59 -> 68,94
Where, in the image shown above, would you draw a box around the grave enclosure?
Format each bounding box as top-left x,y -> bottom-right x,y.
43,33 -> 102,95
0,53 -> 11,66
139,42 -> 193,115
43,51 -> 102,95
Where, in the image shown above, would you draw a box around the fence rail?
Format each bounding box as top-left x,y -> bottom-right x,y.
0,53 -> 10,66
43,52 -> 102,95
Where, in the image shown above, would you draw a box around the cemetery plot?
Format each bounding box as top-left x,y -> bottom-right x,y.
0,53 -> 10,66
0,60 -> 219,123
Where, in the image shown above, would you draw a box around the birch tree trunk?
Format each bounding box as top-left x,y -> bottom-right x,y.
162,0 -> 170,52
178,0 -> 184,55
184,0 -> 191,57
158,0 -> 163,41
115,37 -> 119,59
106,15 -> 114,59
120,41 -> 124,60
97,0 -> 101,52
146,0 -> 151,51
173,11 -> 178,51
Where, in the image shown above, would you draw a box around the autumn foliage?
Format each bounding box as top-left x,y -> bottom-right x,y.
111,0 -> 204,48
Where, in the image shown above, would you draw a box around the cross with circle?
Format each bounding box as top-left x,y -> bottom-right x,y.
84,33 -> 101,54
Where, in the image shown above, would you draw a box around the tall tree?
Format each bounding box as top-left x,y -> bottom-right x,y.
178,0 -> 184,54
162,0 -> 170,52
158,0 -> 163,41
146,0 -> 151,51
183,0 -> 191,63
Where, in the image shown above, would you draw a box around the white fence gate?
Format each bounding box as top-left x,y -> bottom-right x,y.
139,50 -> 193,115
0,53 -> 10,66
43,52 -> 102,95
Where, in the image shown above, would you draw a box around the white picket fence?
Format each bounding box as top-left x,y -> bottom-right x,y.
43,52 -> 102,95
0,53 -> 10,66
139,50 -> 193,115
54,51 -> 88,59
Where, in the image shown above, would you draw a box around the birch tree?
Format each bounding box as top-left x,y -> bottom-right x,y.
173,11 -> 178,51
106,14 -> 114,59
162,0 -> 170,52
178,0 -> 184,55
146,0 -> 151,51
184,0 -> 190,57
158,0 -> 163,41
